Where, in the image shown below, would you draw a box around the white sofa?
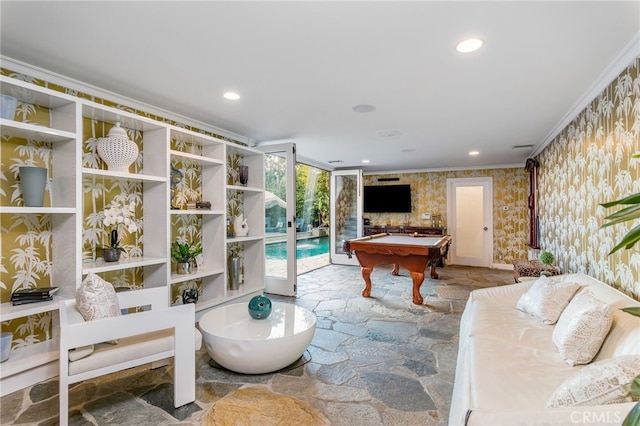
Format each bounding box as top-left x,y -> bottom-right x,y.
449,273 -> 640,426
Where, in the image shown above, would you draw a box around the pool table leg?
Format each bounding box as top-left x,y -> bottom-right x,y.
429,262 -> 439,279
391,264 -> 400,276
410,271 -> 425,305
361,266 -> 373,298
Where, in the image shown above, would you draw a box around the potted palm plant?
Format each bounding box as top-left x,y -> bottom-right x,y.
600,152 -> 640,426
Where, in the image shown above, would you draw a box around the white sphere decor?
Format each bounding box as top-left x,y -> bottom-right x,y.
97,122 -> 139,172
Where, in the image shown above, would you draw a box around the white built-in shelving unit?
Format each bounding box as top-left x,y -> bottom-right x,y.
0,74 -> 265,395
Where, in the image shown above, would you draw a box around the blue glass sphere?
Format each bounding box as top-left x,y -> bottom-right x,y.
248,295 -> 272,319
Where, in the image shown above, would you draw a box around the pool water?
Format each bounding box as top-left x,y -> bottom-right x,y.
266,236 -> 329,259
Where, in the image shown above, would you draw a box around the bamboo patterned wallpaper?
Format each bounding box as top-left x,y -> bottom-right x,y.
363,167 -> 530,265
537,58 -> 640,299
0,67 -> 246,348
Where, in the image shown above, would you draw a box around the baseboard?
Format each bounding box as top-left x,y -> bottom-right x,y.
491,263 -> 512,271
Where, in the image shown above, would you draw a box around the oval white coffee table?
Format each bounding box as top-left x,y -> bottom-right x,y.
199,301 -> 316,374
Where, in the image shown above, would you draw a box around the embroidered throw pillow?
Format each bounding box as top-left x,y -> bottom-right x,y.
516,275 -> 581,324
76,273 -> 121,322
546,355 -> 640,407
552,290 -> 613,366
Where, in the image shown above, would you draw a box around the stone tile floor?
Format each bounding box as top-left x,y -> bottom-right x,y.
0,264 -> 513,425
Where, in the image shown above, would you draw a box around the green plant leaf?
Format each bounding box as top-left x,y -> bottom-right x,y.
609,225 -> 640,255
629,375 -> 640,397
621,307 -> 640,317
601,193 -> 640,208
622,401 -> 640,426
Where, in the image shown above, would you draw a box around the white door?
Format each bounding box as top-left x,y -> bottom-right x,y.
330,169 -> 363,266
258,143 -> 297,296
446,177 -> 493,267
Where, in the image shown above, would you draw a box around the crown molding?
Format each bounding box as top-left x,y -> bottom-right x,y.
1,55 -> 249,144
532,31 -> 640,158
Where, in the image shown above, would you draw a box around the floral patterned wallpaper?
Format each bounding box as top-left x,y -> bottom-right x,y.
364,167 -> 530,265
537,58 -> 640,299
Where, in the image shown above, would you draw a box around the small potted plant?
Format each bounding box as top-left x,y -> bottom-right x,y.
538,251 -> 555,277
171,241 -> 201,274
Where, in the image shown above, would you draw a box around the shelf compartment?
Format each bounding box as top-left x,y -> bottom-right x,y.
170,267 -> 224,285
226,184 -> 263,193
0,207 -> 76,214
0,119 -> 76,142
0,76 -> 76,133
0,297 -> 63,322
82,167 -> 166,183
82,256 -> 166,274
0,338 -> 59,379
170,209 -> 224,216
169,150 -> 224,166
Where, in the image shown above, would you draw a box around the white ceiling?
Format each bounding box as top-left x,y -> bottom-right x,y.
1,1 -> 639,172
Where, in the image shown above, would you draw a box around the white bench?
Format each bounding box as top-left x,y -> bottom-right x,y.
58,287 -> 199,425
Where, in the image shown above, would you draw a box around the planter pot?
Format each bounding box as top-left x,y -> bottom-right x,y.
229,256 -> 240,290
1,94 -> 17,120
103,248 -> 121,262
19,166 -> 47,207
177,262 -> 191,274
0,332 -> 13,363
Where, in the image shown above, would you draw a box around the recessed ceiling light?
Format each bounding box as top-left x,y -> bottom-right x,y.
352,104 -> 376,113
456,38 -> 484,53
223,92 -> 240,100
362,159 -> 370,164
469,151 -> 480,156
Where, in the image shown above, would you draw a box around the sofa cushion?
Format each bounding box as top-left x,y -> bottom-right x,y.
552,290 -> 613,366
516,275 -> 581,324
546,355 -> 640,407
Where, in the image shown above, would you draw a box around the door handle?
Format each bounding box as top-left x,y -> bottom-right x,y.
483,227 -> 488,231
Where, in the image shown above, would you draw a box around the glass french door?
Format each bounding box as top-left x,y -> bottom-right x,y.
330,169 -> 363,265
259,143 -> 297,296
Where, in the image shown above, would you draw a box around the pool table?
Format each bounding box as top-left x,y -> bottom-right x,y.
343,233 -> 452,305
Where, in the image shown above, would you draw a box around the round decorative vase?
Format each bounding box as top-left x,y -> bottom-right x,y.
238,165 -> 249,185
97,122 -> 139,173
248,295 -> 272,320
177,262 -> 191,274
103,248 -> 121,262
18,166 -> 47,207
182,288 -> 198,304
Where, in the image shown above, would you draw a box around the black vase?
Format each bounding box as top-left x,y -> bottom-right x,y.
238,165 -> 249,185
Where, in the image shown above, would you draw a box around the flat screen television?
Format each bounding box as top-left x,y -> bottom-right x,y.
363,184 -> 412,213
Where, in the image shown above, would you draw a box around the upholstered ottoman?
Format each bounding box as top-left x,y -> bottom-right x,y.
513,259 -> 561,282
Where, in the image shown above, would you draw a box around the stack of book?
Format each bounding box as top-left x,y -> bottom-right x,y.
11,287 -> 59,305
186,201 -> 211,210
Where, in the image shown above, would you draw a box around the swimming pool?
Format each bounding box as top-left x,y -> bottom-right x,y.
266,236 -> 329,259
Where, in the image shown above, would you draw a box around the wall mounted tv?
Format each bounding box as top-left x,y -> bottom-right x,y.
363,184 -> 412,213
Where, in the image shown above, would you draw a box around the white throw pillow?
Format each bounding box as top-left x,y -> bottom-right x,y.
68,345 -> 95,362
516,275 -> 581,324
552,290 -> 613,366
546,355 -> 640,407
76,273 -> 121,321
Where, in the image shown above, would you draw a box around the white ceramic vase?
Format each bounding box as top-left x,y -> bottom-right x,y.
97,122 -> 139,173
